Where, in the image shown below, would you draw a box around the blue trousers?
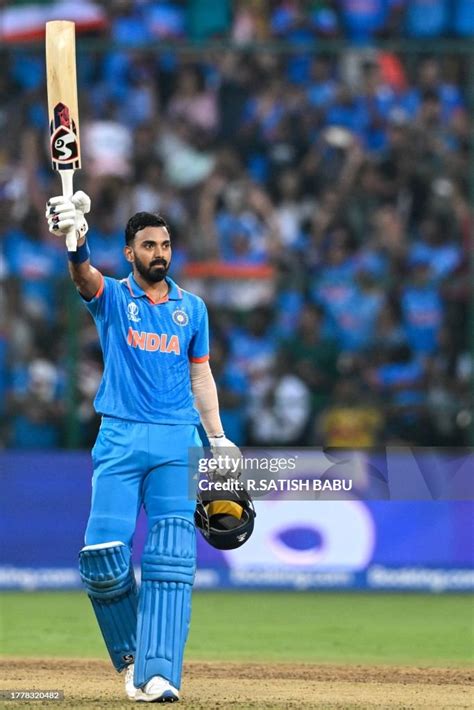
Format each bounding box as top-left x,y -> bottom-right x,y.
82,416 -> 202,689
86,417 -> 201,545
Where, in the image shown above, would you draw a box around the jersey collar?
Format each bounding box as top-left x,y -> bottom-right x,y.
126,273 -> 183,301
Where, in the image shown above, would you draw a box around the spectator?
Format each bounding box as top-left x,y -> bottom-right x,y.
241,75 -> 286,149
227,307 -> 276,382
325,84 -> 368,142
280,304 -> 340,413
339,0 -> 404,42
401,58 -> 464,124
366,344 -> 432,443
145,1 -> 186,40
317,378 -> 383,447
87,209 -> 129,277
273,169 -> 314,249
306,55 -> 337,109
409,213 -> 462,282
167,65 -> 218,134
83,117 -> 133,178
270,2 -> 317,84
331,266 -> 386,353
9,356 -> 64,449
202,176 -> 278,263
373,304 -> 407,350
405,0 -> 449,38
232,0 -> 268,44
310,224 -> 357,326
357,59 -> 396,151
116,69 -> 159,128
76,343 -> 103,448
217,53 -> 253,142
4,208 -> 63,323
400,257 -> 444,356
453,0 -> 474,36
109,0 -> 150,45
157,118 -> 216,188
248,349 -> 311,445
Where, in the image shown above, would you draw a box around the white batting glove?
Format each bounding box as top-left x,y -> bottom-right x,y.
208,435 -> 243,480
46,190 -> 91,241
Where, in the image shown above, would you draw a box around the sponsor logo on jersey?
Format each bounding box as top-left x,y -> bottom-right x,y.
127,302 -> 140,322
172,309 -> 189,326
127,327 -> 180,355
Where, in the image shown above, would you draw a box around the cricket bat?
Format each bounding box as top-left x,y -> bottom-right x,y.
45,20 -> 81,252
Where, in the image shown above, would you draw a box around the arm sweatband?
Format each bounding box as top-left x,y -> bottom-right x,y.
190,361 -> 224,438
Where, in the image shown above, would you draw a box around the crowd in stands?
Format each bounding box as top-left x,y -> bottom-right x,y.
1,3 -> 472,449
3,1 -> 474,43
67,0 -> 474,42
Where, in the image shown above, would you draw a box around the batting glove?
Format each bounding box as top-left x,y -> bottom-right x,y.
46,190 -> 91,241
208,435 -> 243,480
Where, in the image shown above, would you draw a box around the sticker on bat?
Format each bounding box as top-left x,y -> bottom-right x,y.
50,102 -> 80,169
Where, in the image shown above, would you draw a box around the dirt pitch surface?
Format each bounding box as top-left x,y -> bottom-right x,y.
1,658 -> 472,709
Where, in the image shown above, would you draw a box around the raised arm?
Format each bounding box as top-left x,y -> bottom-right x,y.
46,190 -> 102,300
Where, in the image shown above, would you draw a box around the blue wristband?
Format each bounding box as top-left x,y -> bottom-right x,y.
67,239 -> 90,264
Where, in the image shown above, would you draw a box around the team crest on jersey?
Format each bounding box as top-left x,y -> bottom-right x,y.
127,302 -> 140,322
172,309 -> 189,326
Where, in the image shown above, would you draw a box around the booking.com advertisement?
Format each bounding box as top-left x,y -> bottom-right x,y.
2,450 -> 473,593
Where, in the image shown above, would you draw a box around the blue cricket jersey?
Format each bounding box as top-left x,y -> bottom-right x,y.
81,273 -> 209,425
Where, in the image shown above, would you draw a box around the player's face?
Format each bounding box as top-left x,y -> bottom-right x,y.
126,227 -> 172,283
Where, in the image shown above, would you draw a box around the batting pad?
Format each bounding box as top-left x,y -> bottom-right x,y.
134,517 -> 196,690
79,541 -> 138,671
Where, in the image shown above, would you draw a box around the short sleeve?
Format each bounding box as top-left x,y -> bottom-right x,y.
79,275 -> 119,321
189,300 -> 209,363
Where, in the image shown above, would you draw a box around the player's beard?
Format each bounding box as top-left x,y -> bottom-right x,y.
134,254 -> 169,283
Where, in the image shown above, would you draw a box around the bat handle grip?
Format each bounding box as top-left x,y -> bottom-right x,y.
59,170 -> 77,252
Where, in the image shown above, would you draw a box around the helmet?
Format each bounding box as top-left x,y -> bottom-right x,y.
195,485 -> 256,550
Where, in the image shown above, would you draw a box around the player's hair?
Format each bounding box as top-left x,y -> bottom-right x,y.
125,212 -> 169,245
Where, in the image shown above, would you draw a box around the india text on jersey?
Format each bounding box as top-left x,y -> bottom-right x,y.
127,327 -> 180,354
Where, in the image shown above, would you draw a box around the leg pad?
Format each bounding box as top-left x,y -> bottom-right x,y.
79,542 -> 138,671
134,518 -> 196,690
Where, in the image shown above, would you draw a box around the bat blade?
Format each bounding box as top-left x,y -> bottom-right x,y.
46,20 -> 81,172
45,20 -> 81,251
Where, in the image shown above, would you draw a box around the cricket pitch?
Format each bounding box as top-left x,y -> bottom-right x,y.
1,659 -> 472,708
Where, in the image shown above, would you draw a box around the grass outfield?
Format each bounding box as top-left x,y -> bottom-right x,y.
1,591 -> 472,667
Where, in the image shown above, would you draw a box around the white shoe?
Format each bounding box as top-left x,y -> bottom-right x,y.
125,664 -> 138,700
135,676 -> 180,703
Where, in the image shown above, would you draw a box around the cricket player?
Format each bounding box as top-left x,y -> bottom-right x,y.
46,191 -> 241,703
